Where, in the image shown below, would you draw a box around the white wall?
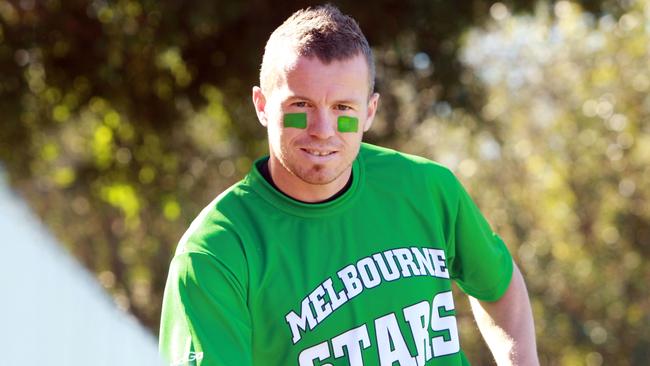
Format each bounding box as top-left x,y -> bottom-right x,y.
0,167 -> 164,366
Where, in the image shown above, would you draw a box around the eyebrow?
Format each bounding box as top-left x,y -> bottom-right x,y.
285,95 -> 362,106
334,99 -> 361,106
284,95 -> 312,102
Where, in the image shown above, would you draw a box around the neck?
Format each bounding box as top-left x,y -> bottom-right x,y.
267,157 -> 352,203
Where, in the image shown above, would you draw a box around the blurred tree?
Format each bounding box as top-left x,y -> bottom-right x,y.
0,0 -> 643,364
0,0 -> 556,332
399,0 -> 650,364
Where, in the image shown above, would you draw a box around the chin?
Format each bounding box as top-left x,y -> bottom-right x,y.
296,166 -> 343,186
299,172 -> 338,186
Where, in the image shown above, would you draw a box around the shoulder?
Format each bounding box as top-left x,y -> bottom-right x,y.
174,180 -> 253,259
359,143 -> 461,196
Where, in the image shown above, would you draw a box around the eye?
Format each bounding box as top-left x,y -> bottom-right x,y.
292,101 -> 308,108
335,104 -> 352,111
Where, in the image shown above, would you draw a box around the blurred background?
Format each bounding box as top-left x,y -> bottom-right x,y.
0,0 -> 649,365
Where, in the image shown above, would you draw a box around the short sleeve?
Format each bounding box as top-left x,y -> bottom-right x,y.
159,229 -> 251,366
447,178 -> 513,302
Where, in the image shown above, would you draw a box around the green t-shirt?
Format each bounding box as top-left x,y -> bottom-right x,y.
159,143 -> 513,366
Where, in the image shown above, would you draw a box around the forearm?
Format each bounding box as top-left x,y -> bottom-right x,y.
469,262 -> 539,366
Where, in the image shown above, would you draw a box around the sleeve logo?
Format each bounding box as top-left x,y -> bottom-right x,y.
171,351 -> 204,366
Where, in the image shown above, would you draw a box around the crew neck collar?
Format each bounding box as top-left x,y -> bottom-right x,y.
245,153 -> 364,218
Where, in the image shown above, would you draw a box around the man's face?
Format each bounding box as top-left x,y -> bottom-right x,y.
253,52 -> 379,201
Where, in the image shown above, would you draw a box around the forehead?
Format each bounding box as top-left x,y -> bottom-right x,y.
272,53 -> 370,102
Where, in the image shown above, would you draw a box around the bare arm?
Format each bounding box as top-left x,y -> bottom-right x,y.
469,261 -> 539,366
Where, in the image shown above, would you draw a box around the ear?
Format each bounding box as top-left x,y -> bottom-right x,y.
363,92 -> 380,132
252,86 -> 268,127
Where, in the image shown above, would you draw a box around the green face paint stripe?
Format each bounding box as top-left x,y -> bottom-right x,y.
337,116 -> 359,132
283,113 -> 307,129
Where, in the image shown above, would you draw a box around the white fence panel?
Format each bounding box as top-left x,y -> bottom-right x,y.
0,167 -> 164,366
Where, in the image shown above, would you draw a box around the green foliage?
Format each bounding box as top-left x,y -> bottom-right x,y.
400,1 -> 650,364
2,0 -> 545,331
1,0 -> 646,364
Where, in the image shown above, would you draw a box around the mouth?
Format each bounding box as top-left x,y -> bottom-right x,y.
300,148 -> 338,157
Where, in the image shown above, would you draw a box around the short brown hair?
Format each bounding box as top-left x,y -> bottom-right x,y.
260,4 -> 375,96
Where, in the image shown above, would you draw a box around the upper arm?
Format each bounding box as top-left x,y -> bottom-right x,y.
445,172 -> 513,301
159,235 -> 251,366
469,262 -> 539,366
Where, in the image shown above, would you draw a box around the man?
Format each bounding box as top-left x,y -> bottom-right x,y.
160,4 -> 539,366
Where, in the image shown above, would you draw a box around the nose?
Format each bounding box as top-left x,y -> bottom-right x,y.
307,109 -> 336,139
